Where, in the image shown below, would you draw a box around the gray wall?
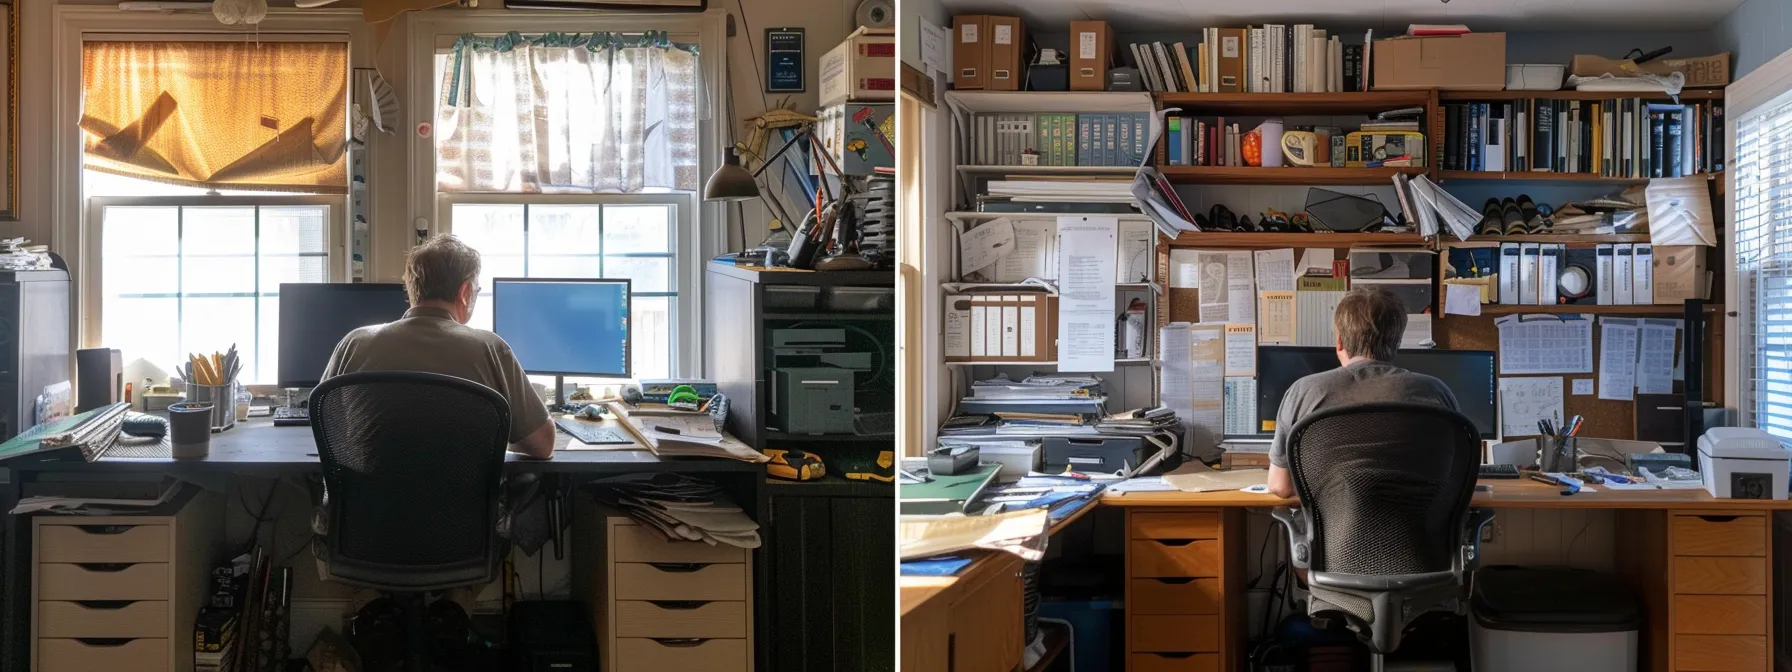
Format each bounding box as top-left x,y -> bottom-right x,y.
1714,0 -> 1791,79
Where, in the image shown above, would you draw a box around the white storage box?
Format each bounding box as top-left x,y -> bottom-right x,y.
818,26 -> 895,107
1506,64 -> 1566,90
1470,567 -> 1639,672
1697,427 -> 1790,499
974,441 -> 1040,481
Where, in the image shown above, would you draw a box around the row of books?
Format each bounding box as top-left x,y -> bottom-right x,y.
1126,25 -> 1368,94
967,112 -> 1150,167
1441,99 -> 1725,178
1163,115 -> 1422,168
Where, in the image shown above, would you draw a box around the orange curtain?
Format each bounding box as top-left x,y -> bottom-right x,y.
82,41 -> 349,193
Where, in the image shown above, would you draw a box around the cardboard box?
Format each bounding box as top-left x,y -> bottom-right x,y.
817,102 -> 894,176
943,293 -> 1058,362
987,16 -> 1028,91
1571,53 -> 1730,88
1652,245 -> 1709,304
952,15 -> 989,90
1069,20 -> 1117,91
819,27 -> 895,107
1372,32 -> 1506,91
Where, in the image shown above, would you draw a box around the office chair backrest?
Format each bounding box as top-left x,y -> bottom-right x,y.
309,371 -> 511,592
1287,402 -> 1481,576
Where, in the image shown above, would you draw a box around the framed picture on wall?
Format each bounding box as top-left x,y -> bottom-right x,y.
502,0 -> 708,9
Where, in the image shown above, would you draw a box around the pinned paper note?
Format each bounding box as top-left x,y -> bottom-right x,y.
1224,324 -> 1256,376
1258,291 -> 1295,345
1254,248 -> 1296,292
1598,317 -> 1640,401
1496,315 -> 1593,375
1636,319 -> 1679,395
1499,376 -> 1564,437
1572,378 -> 1594,395
1056,217 -> 1118,372
960,218 -> 1015,273
1444,283 -> 1483,316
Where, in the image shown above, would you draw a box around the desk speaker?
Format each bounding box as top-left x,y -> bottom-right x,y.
76,348 -> 123,413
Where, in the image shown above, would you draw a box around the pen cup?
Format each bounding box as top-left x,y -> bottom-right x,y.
1538,436 -> 1578,472
168,402 -> 214,459
185,383 -> 236,432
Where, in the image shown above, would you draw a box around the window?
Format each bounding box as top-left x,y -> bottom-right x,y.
449,199 -> 680,380
1735,63 -> 1792,440
87,198 -> 336,384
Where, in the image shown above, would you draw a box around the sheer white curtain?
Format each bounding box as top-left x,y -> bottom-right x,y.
437,35 -> 700,193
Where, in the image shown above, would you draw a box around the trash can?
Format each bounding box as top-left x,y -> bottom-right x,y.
1470,566 -> 1640,672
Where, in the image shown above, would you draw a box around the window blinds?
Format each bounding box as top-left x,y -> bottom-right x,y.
81,41 -> 350,193
1735,96 -> 1792,439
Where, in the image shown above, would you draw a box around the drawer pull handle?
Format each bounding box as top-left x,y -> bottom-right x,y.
73,563 -> 134,572
646,562 -> 710,573
647,600 -> 709,610
1153,539 -> 1197,548
72,525 -> 135,535
72,601 -> 137,610
1149,653 -> 1197,660
72,639 -> 134,648
649,638 -> 710,648
1695,515 -> 1742,523
1153,578 -> 1195,585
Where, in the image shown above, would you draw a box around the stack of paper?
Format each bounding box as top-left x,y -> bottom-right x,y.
606,403 -> 768,463
987,180 -> 1135,203
1393,173 -> 1480,241
585,473 -> 762,549
1096,407 -> 1179,435
899,508 -> 1051,561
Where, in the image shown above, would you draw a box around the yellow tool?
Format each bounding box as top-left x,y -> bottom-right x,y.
765,448 -> 826,481
844,450 -> 896,483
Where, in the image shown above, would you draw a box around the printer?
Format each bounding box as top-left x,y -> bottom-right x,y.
1696,427 -> 1791,500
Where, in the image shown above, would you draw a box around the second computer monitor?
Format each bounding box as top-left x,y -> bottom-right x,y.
491,278 -> 631,379
277,283 -> 411,389
1255,345 -> 1498,439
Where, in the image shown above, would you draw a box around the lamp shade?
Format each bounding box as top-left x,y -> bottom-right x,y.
703,149 -> 760,202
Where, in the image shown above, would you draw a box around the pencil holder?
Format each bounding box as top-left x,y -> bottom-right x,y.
185,383 -> 237,432
1538,436 -> 1578,472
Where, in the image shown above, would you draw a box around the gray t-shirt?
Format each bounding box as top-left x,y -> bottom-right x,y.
1268,360 -> 1459,468
321,307 -> 551,445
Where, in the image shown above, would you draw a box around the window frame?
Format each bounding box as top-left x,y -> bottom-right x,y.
80,194 -> 344,383
440,191 -> 690,378
408,10 -> 727,379
1726,46 -> 1792,425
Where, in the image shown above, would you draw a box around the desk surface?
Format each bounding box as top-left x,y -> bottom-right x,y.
1102,477 -> 1792,511
6,418 -> 761,474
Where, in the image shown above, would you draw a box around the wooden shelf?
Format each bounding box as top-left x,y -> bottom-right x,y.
1168,231 -> 1426,248
957,165 -> 1139,176
1475,304 -> 1722,316
944,90 -> 1155,114
1157,91 -> 1433,115
1158,165 -> 1426,185
1439,89 -> 1724,102
944,210 -> 1151,222
1441,170 -> 1720,184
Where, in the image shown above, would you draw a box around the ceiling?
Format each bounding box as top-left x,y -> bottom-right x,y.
936,0 -> 1748,33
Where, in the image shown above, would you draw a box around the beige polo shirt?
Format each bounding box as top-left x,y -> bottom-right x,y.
320,306 -> 551,444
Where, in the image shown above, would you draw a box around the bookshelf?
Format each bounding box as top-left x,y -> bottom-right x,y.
1157,90 -> 1433,115
1159,164 -> 1425,185
955,165 -> 1140,176
1438,89 -> 1725,102
1440,169 -> 1722,184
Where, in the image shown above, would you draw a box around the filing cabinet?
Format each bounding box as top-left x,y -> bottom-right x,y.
573,499 -> 754,672
29,488 -> 221,672
1669,512 -> 1769,672
1124,508 -> 1244,672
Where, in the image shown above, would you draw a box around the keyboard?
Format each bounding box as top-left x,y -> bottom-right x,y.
272,406 -> 310,427
556,418 -> 631,445
1478,463 -> 1522,479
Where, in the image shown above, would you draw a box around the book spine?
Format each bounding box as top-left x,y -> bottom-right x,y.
1667,109 -> 1684,177
1534,99 -> 1554,171
1650,111 -> 1665,178
1468,103 -> 1483,172
1444,105 -> 1461,170
1282,26 -> 1293,92
1712,104 -> 1725,172
1343,44 -> 1361,93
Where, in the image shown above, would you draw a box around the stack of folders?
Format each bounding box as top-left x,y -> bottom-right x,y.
1096,406 -> 1180,436
986,180 -> 1135,204
584,473 -> 762,549
1496,242 -> 1655,306
951,375 -> 1107,436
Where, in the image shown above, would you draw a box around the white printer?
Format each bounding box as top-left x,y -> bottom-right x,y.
1696,427 -> 1791,500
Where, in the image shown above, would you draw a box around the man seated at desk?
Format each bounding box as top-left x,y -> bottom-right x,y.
320,234 -> 556,459
1267,286 -> 1456,498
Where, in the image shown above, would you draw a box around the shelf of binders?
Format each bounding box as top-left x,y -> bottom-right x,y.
1440,233 -> 1655,244
1439,169 -> 1722,184
944,90 -> 1157,115
1158,164 -> 1427,185
1438,89 -> 1725,103
955,164 -> 1142,176
1166,231 -> 1427,248
1156,90 -> 1434,115
1475,303 -> 1723,316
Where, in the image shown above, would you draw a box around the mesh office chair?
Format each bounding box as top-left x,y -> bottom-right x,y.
309,371 -> 512,672
1270,402 -> 1493,660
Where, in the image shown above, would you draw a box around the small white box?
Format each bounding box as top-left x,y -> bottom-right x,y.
1696,427 -> 1790,500
819,27 -> 896,107
975,441 -> 1041,481
1506,64 -> 1566,91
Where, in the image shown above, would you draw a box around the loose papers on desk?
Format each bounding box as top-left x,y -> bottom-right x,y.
1161,461 -> 1270,493
585,473 -> 762,549
1495,314 -> 1594,374
900,508 -> 1051,561
1057,217 -> 1119,372
607,403 -> 768,463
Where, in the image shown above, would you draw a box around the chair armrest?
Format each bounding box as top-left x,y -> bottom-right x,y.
1458,508 -> 1495,576
1270,506 -> 1312,570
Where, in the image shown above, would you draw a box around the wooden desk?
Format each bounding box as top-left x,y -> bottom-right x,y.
903,480 -> 1792,672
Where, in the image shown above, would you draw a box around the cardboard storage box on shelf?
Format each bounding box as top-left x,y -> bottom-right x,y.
1069,20 -> 1117,91
1372,32 -> 1506,91
986,15 -> 1027,91
952,15 -> 989,89
817,102 -> 893,175
943,293 -> 1058,362
819,26 -> 895,107
1652,245 -> 1709,304
1571,53 -> 1731,88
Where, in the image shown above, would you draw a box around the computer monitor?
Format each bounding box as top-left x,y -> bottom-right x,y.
277,283 -> 410,388
1254,346 -> 1498,439
491,278 -> 631,384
